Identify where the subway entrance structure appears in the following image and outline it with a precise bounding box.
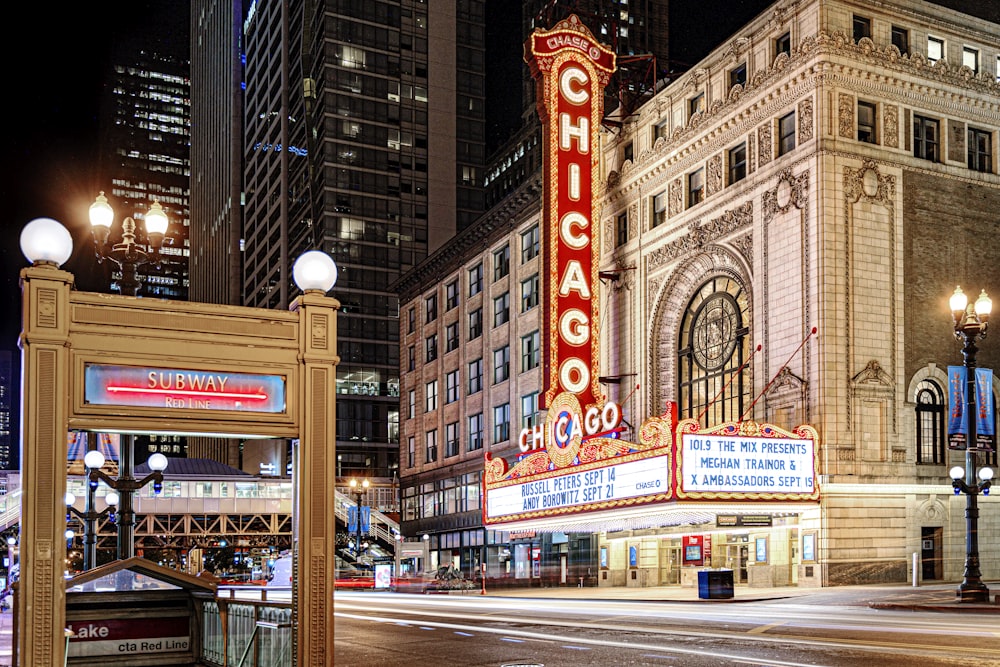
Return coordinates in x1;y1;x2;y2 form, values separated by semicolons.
18;219;339;667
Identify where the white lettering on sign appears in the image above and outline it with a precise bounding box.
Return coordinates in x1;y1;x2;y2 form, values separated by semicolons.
486;454;669;520
680;434;816;494
518;401;621;453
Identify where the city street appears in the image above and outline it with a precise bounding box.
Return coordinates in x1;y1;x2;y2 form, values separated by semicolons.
334;587;1000;666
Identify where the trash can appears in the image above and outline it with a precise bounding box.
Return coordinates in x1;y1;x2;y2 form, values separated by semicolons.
697;569;734;599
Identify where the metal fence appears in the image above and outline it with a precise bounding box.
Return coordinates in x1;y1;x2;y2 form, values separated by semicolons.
201;597;293;667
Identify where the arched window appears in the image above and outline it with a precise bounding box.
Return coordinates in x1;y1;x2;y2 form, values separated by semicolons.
677;276;750;426
915;380;945;464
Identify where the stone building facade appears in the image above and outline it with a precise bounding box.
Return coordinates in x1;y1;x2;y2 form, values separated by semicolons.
395;0;1000;588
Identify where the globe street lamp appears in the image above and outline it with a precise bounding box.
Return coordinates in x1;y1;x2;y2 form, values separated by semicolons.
87;450;169;560
65;449;121;570
349;478;370;564
948;285;992;603
88;191;169;298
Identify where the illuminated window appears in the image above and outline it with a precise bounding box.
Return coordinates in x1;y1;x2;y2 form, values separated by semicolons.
915;380;945;465
677;276;750;426
963;46;979;73
927;36;944;63
425;380;438;412
408;389;415;419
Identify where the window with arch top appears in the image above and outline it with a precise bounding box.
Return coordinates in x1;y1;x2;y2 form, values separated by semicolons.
915;379;945;465
678;276;751;427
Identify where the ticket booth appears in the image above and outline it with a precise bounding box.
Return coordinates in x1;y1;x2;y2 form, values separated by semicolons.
59;558;216;666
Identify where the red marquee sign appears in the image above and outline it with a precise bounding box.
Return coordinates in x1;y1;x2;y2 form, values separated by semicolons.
525;15;615;410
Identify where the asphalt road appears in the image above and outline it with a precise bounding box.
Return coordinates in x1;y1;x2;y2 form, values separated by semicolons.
333;590;1000;666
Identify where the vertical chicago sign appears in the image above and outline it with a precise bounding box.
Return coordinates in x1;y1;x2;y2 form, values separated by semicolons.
525;15;615;414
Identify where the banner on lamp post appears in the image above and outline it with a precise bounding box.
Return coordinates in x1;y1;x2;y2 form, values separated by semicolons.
975;368;995;452
948;366;968;450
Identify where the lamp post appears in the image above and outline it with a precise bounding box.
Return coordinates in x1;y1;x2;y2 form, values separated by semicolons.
88;191;169;298
87;193;172;560
948;285;993;603
87;450;169;560
65;449;121;570
348;478;370;564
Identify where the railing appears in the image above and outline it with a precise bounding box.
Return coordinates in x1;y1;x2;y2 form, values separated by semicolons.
201;596;293;667
333;489;399;548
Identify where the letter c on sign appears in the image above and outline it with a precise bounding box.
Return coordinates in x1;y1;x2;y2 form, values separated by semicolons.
559;212;589;249
559;66;589;105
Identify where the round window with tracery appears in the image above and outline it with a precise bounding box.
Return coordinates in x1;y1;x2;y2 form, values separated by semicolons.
691;292;739;370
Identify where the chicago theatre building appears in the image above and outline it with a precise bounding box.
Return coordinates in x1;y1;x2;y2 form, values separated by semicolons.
394;0;1000;590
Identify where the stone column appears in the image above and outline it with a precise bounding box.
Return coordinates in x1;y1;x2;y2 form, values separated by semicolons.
18;264;74;666
290;291;340;665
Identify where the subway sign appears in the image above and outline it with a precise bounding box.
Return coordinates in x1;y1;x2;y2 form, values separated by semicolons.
525;14;615;410
84;364;286;413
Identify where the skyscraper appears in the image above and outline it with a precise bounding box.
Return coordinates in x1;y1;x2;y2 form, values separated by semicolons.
210;1;489;479
97;41;191;299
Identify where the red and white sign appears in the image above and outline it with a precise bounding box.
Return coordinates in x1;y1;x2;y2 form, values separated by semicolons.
525;15;615;411
67;617;190;657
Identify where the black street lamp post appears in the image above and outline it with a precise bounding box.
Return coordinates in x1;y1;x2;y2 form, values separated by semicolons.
948;285;993;603
86;450;169;560
349;478;370;564
66;448;120;570
87;192;172;561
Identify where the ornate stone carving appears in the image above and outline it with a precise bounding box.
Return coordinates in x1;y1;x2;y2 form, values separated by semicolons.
668;178;683;218
883;104;899;148
646;201;753;271
838;92;854;138
706;153;723;197
747;133;755;174
798;96;814;143
732;232;753;264
629;202;639;239
758;122;772;168
844;159;895;205
762;168;809;220
852;359;893;386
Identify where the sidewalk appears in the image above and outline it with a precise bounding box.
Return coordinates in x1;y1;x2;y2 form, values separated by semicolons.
485;580;1000;613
